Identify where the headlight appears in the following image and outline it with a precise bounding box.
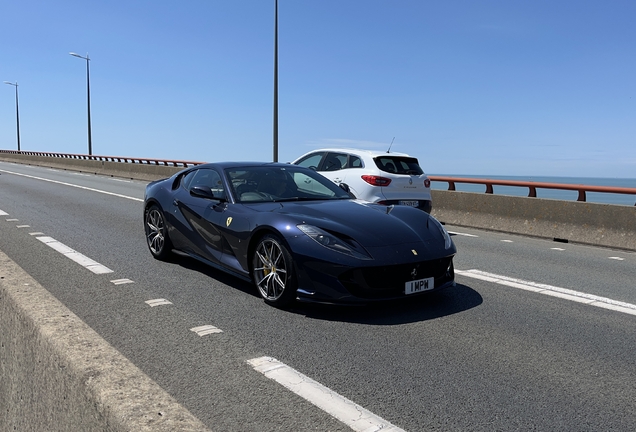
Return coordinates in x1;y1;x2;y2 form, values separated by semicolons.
297;224;371;260
428;216;453;250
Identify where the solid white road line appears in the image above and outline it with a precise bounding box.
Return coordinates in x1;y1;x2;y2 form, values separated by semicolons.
36;236;113;274
248;356;406;432
0;168;143;202
456;269;636;316
448;231;479;237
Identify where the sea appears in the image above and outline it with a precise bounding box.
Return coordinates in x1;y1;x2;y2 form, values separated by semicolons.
428;175;636;207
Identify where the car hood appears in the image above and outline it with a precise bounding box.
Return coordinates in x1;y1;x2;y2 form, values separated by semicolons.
249;199;441;248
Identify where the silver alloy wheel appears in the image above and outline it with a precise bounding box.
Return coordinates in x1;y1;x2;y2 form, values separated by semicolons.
253;238;288;301
146;207;165;255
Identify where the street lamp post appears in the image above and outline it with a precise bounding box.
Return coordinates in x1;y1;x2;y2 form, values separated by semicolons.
273;0;279;162
3;81;20;151
69;52;92;155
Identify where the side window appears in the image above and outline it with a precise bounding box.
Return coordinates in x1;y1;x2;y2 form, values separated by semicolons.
322;153;348;172
181;170;197;190
295;152;325;170
189;169;225;199
349;155;362;168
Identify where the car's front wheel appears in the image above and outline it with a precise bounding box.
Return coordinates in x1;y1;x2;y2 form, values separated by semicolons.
145;204;172;260
252;234;296;307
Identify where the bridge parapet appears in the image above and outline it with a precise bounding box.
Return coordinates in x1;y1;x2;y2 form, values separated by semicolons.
431;190;635;251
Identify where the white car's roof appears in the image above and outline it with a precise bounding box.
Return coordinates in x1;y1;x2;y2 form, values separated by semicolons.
300;148;413;158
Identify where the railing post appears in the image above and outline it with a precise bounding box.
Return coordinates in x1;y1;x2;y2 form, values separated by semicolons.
528;186;536;198
577;190;586;202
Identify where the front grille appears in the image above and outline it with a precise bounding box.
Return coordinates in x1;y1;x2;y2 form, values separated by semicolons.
338;257;454;299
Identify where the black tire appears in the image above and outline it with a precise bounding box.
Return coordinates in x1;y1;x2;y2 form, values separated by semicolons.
144;204;173;260
252;234;297;307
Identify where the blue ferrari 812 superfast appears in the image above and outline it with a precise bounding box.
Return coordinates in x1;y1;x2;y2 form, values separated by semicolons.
144;162;456;307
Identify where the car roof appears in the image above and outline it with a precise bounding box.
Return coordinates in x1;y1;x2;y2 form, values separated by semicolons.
300;148;413;158
193;161;294;170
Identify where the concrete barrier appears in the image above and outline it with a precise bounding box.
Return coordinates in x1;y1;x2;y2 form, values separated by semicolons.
0;153;182;181
0;250;212;431
431;190;636;251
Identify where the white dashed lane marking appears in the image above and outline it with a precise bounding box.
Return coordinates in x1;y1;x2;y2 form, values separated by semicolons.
145;299;172;307
111;278;134;285
190;325;223;336
0;210;8;216
454;231;631;262
457;269;636;316
248;356;406;432
36;236;113;274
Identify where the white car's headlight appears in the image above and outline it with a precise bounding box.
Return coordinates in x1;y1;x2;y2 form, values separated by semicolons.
297;224;371;260
429;216;453;250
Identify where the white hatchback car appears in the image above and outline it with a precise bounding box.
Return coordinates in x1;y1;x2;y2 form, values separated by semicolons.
292;148;432;213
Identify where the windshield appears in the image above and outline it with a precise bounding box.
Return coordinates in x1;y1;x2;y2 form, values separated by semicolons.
373;156;424;175
226;165;352;203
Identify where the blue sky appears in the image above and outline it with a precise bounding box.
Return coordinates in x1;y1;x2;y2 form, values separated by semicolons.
1;1;635;177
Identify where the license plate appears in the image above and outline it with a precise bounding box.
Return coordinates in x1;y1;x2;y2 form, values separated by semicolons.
405;277;434;295
399;200;419;207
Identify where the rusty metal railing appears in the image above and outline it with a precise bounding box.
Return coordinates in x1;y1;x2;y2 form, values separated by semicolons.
0;149;205;168
429;176;636;206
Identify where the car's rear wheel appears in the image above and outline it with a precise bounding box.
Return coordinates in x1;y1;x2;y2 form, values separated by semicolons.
145;204;172;260
252;234;296;307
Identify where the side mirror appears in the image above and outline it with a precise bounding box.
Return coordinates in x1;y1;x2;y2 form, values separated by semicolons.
339;183;356;199
191;185;220;200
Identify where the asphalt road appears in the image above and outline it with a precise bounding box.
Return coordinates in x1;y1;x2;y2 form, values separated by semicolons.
1;161;635;431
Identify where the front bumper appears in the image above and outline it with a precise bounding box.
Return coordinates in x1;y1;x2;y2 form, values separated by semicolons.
293;253;455;304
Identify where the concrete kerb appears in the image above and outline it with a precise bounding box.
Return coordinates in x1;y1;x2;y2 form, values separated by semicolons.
431;190;636;252
0;250;212;431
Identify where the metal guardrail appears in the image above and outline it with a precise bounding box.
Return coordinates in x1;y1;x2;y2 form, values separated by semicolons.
429;176;636;206
0;150;205;168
